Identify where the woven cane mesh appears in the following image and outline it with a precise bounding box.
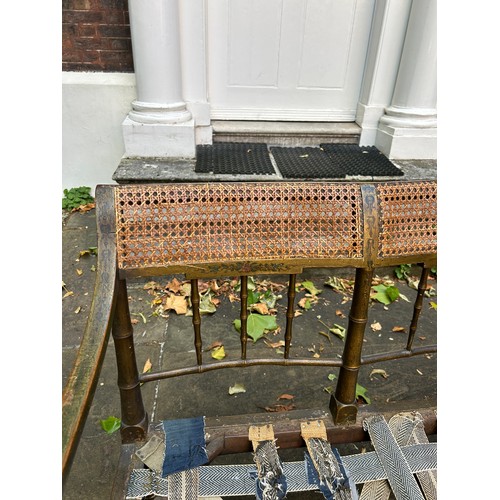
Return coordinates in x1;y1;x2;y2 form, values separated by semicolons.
115;183;364;270
376;181;437;258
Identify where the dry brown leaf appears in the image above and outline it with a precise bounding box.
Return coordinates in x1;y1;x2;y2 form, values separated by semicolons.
335;309;345;318
142;358;152;373
131;318;139;325
277;394;295;400
74;202;95;213
74;306;81;314
251;302;269;315
370;321;382;331
370;368;389;379
294;310;303;317
264;403;296;412
205;341;223;351
165;295;188;315
62;291;74;299
392;326;406;332
76;269;83;276
264;339;285;349
166;277;183;293
228;293;240;303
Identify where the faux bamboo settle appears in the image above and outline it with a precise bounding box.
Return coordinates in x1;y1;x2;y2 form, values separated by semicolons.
62;180;437;483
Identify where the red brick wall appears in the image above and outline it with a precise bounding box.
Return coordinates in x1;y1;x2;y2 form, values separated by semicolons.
62;0;134;72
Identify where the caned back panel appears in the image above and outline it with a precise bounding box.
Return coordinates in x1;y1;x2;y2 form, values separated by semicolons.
115;182;364;271
113;181;436;271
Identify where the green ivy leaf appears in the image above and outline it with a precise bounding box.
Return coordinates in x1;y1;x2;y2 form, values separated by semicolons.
372;284;399;305
385;286;400;302
100;416;121;434
199;291;217;314
260;289;281;309
301;280;322;296
247;289;260;306
233;313;278;342
329;324;346;340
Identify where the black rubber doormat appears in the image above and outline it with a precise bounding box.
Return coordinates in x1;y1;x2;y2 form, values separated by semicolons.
320;144;404;176
270;147;346;179
195;143;276;175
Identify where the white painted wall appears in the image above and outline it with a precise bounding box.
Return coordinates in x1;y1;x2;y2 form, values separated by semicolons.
62;72;136;194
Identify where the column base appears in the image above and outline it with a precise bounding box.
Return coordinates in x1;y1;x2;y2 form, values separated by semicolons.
375;122;437;160
122;116;196;158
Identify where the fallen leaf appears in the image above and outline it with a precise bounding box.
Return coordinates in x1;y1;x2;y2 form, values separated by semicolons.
205;341;223;351
199;290;217;314
74;306;81;314
251;302;270;315
165;294;188;315
132;312;147;324
143;281;160;291
79;247;98;257
300;280;322;296
100;416;121;434
429;301;437;310
76;269;83;276
370;321;382;332
264;339;285;349
392;326;406;332
211;345;226;360
277;394;295;400
318;331;332;344
62;291;74;299
142;359;152;373
370;368;389;379
330;324;346;340
228;383;246;395
335;309;345;318
294;310;303;317
233;313;278;342
263;404;296;412
298;297;312;310
166;277;183;293
131;318;139;325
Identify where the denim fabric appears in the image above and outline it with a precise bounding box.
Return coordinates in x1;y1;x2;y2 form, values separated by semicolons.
161;416;208;476
305;452;335;500
305;447;358;500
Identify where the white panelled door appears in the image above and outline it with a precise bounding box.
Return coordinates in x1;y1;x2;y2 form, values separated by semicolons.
207;0;375;121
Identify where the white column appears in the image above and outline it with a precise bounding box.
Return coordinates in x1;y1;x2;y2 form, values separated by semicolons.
376;0;437;159
356;0;413;146
122;0;196;158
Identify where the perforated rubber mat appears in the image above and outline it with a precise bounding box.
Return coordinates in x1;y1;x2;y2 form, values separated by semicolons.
320;144;404;177
195;143;276;175
270;146;346;179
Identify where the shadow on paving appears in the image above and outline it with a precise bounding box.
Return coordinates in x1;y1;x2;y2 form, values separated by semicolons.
62;210;437;500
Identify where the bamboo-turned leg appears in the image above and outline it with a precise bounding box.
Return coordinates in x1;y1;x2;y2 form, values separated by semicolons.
406;265;431;350
191;279;203;365
330;268;374;424
240;275;248;360
112;278;148;443
284;274;297;359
